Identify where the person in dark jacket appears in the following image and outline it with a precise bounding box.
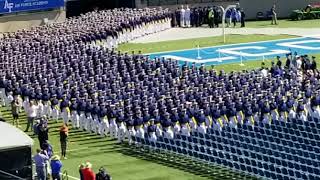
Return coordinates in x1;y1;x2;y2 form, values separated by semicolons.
38;119;49;150
240;9;246;27
96;167;112;180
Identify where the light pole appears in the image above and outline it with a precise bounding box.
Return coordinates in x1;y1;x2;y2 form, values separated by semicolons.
220;5;237;43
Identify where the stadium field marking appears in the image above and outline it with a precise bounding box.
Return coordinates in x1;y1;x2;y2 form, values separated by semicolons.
162;55;236;63
146;36;307;55
149;36;320;66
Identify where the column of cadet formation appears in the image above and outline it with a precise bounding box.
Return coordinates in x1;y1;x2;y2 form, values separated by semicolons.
0;7;319;145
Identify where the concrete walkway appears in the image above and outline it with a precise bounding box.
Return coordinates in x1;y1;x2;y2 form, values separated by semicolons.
131;27;320;43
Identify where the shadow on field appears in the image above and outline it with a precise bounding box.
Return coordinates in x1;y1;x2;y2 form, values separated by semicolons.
115;144;258;180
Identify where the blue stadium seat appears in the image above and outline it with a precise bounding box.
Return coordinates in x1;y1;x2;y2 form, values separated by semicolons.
270;172;277;179
233;162;240;170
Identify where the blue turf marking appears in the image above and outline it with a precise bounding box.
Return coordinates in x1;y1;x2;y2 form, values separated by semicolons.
148;37;320;66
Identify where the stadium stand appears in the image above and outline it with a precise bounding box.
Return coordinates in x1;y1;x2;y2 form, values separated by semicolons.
1;6;320;180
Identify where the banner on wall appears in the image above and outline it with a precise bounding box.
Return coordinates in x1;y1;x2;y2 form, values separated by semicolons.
0;0;64;14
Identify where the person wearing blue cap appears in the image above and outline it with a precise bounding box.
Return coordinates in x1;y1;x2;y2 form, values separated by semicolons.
227;103;237;128
296;99;307;121
70;98;80;129
60;95;71;125
134;109;145;139
261;100;271;124
117;110;127;143
287;95;296;121
109;104;118;139
269;96;279;122
91;101;100;134
51;96;60;123
162;113;174;139
171;108;181;134
84;99;93;132
125;113;136;145
99;104;109;137
42;89;52;118
180;108;191;137
78;98;87;131
148;119;157;142
196;109;207;134
277;97;288;122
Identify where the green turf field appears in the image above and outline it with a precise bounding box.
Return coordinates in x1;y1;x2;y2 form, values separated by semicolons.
0;108;256;180
246;19;320;28
118;34;296;54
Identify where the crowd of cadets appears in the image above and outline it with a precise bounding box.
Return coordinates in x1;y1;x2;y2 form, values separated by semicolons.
1;8;171;50
0;8;320;145
171;4;245;28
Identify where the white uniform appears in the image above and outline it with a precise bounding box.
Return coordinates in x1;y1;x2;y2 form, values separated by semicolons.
149;132;157;142
155;124;163;137
42;101;52;117
92;115;99;134
184;8;191;27
136;126;145;139
270;110;279;121
197;123;207;134
126;126;136;145
288;108;296;121
85;113;93;131
109;119;118;138
100;116;109;136
173;122;181;135
71;111;80;128
180;124;190;137
117;122;127;143
61;108;71;125
51;105;60;122
297;112;307;121
6;92;13;107
229;116;237;128
79;111;86;130
311;106;320;120
163;127;174;139
180;8;185;27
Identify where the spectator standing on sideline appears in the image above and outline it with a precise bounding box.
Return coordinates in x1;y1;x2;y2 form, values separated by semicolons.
38;119;49;149
82;162;95;180
96;167;112;180
33;149;49;180
225;8;232;27
60;124;69;159
231;8;237;27
240;9;246;27
11;96;22;127
208;8;214;28
50;155;63;180
271;4;278;25
25;101;38;132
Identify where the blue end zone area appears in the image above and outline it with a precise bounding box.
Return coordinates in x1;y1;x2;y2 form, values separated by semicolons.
148;36;320;66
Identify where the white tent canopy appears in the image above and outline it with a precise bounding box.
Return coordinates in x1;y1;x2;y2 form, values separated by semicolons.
0;122;33;150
